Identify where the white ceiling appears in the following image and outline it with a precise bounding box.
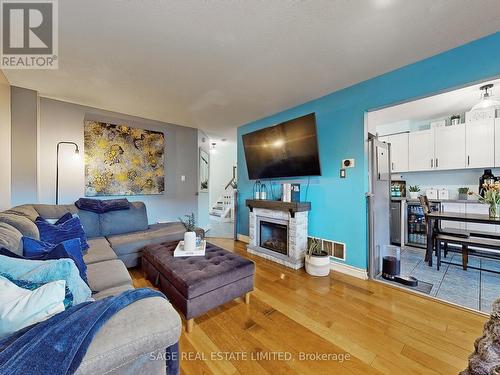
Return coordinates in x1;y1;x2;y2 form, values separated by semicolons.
368;78;500;131
4;0;500;139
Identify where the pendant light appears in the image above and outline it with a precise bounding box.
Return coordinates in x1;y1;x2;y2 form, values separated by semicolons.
471;84;500;111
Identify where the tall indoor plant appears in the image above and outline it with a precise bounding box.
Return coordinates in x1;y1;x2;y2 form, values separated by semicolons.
478;182;500;218
305;238;330;277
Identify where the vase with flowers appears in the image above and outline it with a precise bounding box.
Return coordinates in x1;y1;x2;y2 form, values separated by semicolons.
477;181;500;219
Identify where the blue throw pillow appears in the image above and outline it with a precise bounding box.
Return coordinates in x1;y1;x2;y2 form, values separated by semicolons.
54;212;73;225
35;216;89;252
22;237;88;285
0;271;74;308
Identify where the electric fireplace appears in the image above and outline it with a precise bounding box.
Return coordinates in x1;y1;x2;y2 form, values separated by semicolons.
259;220;288;255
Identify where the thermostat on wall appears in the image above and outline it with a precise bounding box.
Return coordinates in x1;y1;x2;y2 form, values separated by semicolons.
342;159;355;168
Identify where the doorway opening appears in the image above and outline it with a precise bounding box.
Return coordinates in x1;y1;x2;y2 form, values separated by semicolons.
367;77;500;313
206;140;237;239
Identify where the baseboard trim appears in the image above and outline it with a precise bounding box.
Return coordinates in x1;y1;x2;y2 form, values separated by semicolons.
237;234;250;243
330;261;368;280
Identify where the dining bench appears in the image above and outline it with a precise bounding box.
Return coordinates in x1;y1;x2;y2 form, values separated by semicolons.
435;233;500;271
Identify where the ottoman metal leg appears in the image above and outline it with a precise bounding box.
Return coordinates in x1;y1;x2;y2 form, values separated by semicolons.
244;292;250;304
186;319;194;333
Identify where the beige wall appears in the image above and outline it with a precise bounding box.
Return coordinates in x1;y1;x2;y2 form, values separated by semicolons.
0;71;11;210
10;86;38;206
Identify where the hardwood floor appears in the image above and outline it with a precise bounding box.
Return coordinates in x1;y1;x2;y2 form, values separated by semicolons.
129;238;487;375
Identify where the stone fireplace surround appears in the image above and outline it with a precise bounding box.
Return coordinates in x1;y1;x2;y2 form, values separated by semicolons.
246;200;310;269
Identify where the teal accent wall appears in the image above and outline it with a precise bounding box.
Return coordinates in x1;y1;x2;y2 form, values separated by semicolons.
237;32;500;270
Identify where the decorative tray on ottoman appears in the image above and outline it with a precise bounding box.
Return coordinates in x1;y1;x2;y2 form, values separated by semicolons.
173;240;206;257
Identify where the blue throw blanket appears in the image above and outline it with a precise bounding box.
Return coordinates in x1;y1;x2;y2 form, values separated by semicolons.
0;288;179;375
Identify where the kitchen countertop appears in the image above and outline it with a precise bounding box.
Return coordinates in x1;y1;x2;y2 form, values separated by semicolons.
390;197;481;204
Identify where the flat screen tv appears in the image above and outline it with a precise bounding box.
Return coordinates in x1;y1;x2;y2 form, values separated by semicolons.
242;113;321;179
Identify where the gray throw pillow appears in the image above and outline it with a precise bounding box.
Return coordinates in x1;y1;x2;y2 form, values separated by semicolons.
0;213;40;240
3;205;39;221
0;222;23;255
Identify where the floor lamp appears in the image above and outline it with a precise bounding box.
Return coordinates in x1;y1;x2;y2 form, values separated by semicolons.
56;141;80;205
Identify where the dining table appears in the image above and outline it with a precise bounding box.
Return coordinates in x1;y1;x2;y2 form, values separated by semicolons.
425;211;500;267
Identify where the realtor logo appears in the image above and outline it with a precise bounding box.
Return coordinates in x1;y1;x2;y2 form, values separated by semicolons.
1;0;58;69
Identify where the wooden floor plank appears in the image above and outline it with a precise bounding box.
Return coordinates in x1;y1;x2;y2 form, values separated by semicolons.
129;237;486;375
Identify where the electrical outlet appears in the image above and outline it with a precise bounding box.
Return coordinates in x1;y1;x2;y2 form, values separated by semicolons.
342;159;355;168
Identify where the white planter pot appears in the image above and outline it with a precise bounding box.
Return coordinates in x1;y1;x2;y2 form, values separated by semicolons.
305;254;330;277
184;231;196;251
409;192;419;199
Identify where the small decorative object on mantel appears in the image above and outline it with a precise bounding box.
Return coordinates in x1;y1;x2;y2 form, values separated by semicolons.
408;185;420;200
458;187;469;201
305;237;330;277
260;183;268;200
477;182;500;219
178;213;198;252
253;180;262;199
291;184;301;202
282;183;292;202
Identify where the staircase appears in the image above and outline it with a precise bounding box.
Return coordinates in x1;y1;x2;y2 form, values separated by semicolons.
209;190;235;222
209;165;237;223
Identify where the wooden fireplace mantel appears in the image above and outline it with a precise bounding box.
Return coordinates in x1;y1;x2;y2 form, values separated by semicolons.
246;199;311;217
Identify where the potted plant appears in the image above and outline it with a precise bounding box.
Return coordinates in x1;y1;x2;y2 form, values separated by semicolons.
179;213;197;251
477;182;500;218
305;238;330;277
458;187;469;200
408;185;420;200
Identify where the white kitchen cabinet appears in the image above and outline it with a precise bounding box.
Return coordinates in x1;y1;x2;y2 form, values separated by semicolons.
495;118;500;167
409;129;434;171
440;202;465;230
379;133;409;173
465;203;497;233
390;133;409;173
465;119;495;168
434;125;466;170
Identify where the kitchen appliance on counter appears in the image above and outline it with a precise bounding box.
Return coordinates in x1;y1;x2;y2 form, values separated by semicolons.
425;188;438;200
390;180;406;198
406;201;440;248
479;169;496;197
437;188;449;200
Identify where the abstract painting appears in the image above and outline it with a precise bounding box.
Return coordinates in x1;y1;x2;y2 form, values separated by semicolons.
84;121;165;196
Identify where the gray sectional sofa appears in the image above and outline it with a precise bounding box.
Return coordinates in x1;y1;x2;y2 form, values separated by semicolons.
0;201;195;374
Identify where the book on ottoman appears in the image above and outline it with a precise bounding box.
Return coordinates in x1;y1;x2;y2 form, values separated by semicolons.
173;240;206;257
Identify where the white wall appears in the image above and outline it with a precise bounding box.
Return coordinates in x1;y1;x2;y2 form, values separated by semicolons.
38;98;199;224
209;142;236;207
0;71;11;210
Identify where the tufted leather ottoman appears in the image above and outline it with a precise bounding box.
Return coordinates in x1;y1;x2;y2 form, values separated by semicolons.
141;241;255;332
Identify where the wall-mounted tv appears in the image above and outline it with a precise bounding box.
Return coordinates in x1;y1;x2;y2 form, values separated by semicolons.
242;113;321;180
